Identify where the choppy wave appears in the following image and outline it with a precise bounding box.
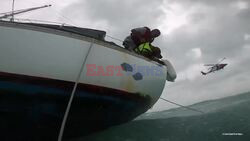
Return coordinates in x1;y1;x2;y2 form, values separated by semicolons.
74;92;250;141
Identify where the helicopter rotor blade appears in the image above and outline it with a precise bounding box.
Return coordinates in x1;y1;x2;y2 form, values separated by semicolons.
204;64;215;66
217;57;226;65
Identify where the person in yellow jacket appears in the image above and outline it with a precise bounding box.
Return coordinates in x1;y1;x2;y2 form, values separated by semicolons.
123;27;160;51
134;42;162;59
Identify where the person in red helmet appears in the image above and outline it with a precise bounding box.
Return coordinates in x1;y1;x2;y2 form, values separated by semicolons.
123;27;162;59
131;27;160;46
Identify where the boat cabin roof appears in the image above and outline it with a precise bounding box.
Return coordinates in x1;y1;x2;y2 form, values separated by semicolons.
24;22;106;41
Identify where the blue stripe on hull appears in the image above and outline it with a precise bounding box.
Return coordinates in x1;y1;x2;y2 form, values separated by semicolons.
0;72;151;140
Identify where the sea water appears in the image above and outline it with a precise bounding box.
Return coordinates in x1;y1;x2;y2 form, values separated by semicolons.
75;92;250;141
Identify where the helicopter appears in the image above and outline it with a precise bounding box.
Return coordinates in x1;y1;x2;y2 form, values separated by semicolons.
201;57;228;75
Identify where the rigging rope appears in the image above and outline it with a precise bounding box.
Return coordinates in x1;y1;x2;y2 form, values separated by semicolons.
106;35;123;43
49;6;124;45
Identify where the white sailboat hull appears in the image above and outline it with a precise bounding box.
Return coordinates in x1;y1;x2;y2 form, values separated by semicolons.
0;21;167;139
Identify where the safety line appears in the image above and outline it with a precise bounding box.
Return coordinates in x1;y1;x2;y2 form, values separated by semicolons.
160;97;204;114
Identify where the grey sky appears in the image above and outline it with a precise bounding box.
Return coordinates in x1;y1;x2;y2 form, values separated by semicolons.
1;0;250;111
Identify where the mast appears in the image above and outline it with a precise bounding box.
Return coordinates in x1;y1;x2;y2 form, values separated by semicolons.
11;0;15;21
0;4;52;21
